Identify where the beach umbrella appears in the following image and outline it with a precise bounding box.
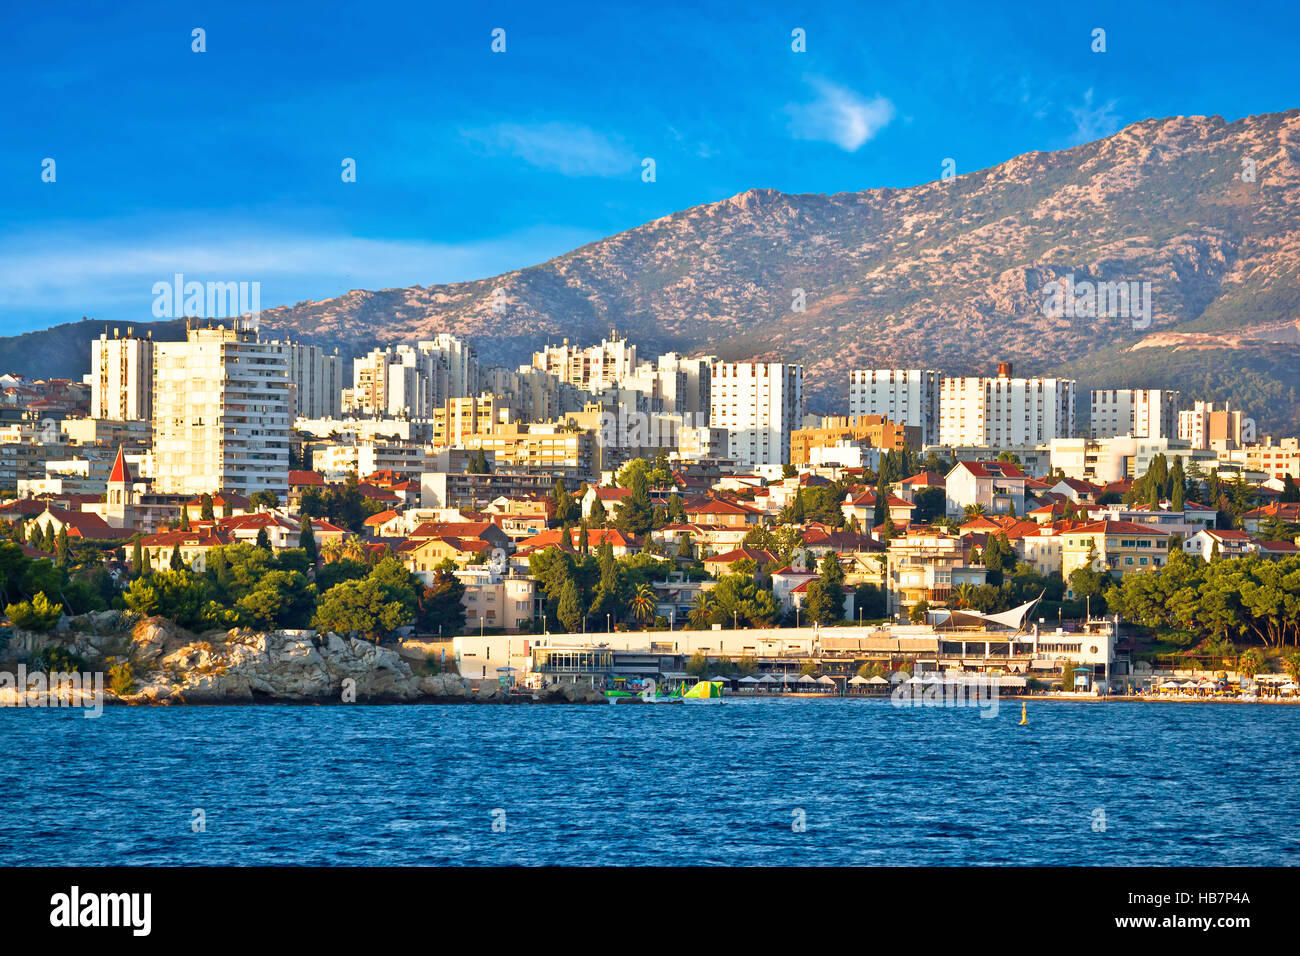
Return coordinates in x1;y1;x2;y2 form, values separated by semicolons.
798;673;817;683
847;675;869;685
868;676;890;685
757;674;778;683
817;675;836;685
708;675;729;682
1180;681;1197;689
738;675;760;684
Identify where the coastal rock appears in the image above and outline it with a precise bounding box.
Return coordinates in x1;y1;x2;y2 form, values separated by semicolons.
130;618;178;664
418;674;468;698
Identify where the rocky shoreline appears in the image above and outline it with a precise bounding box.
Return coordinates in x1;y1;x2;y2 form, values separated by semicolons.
0;612;607;706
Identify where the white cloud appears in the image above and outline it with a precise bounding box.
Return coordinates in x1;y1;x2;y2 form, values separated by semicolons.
0;224;599;324
462;121;640;178
787;78;895;151
1068;89;1121;144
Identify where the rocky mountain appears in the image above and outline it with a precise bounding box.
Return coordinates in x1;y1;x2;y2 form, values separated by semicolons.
7;108;1300;431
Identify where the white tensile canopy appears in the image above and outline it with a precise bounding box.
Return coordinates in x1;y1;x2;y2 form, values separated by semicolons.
928;592;1046;632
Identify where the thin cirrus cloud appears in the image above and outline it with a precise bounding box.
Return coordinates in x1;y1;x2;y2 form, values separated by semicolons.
786;78;896;152
461;121;641;178
1067;88;1121;145
0;224;599;328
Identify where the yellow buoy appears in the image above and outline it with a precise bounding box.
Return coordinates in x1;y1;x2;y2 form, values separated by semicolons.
1018;701;1028;725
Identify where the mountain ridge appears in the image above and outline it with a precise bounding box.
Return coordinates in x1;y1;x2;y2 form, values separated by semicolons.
4;108;1299;431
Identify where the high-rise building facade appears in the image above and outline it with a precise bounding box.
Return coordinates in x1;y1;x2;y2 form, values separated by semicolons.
1178;400;1254;450
710;361;803;467
848;369;941;445
282;341;343;420
938;364;1075;448
153;321;290;496
1090;389;1180;440
347;335;478;418
91;329;154;421
531;334;639;392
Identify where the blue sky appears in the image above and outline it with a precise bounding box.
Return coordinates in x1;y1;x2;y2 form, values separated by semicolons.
3;0;1298;334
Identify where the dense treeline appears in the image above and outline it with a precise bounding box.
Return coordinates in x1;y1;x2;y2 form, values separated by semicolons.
1106;550;1300;648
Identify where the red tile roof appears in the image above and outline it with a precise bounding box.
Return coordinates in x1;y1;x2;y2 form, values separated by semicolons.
957;461;1026;479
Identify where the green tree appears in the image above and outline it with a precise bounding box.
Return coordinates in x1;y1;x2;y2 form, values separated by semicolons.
417;566;468;636
312;577;412;642
557;578;583;632
630;582;658;627
552;478;577;528
200;493;215;521
250;490;279;510
6;591;62;631
616;467;655;537
299;516;318;564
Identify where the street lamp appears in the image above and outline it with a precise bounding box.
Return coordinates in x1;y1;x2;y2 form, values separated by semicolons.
606;613;611;633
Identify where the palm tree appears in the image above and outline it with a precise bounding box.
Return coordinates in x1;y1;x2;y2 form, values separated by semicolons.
1283;652;1300;686
688;592;716;629
320;536;346;564
963;503;986;520
631;583;657;628
953;583;976;610
1237;647;1265;679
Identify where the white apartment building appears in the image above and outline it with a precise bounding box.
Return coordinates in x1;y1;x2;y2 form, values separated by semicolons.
1090;389;1180;440
710;361;803;468
656;353;714;418
348;336;478;418
848;369;941;445
281;341;343;420
420;333;478;401
1049;436;1215;484
152;321;290;496
1178;400;1255;451
938;364;1075;448
91;328;154;421
531;334;640;392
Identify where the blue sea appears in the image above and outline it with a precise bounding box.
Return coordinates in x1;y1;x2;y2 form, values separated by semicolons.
2;699;1297;866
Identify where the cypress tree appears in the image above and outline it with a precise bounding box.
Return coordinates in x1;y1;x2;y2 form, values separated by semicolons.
170;543;183;570
132;538;144;577
300;516;318;563
1170;456;1185;512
